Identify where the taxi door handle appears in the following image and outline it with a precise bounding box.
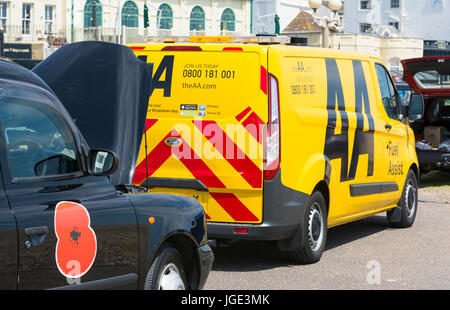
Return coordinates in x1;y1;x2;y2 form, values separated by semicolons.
24;226;49;249
385;124;392;130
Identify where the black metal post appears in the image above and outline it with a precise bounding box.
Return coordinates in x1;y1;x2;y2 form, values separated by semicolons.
0;30;4;57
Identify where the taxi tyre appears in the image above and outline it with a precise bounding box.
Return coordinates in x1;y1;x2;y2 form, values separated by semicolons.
387;169;418;228
144;244;188;290
288;190;328;264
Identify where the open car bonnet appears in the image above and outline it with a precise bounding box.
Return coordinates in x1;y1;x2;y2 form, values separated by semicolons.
402;56;450;96
32;41;153;186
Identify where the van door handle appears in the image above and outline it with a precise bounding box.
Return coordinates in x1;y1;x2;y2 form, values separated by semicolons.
24;226;49;249
385;124;392;130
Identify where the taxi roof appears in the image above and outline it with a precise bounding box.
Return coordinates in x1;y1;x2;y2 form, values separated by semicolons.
0;59;53;93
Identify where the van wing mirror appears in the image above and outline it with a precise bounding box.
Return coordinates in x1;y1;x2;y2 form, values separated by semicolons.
88;149;120;176
408;93;424;121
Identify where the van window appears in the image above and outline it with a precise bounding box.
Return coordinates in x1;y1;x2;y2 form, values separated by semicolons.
375;63;401;120
0;89;81;179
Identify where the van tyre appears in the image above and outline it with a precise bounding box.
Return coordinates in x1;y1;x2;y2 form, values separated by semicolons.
144;244;188;290
288;191;327;264
387;170;418;228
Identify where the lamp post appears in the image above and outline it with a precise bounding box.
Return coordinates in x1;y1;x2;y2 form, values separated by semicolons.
71;0;74;43
0;29;4;58
308;0;343;48
115;0;121;44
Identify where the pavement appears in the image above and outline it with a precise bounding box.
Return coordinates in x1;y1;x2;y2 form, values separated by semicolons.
204;187;450;290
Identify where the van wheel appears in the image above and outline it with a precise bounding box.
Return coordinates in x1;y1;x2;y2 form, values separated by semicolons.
288;191;327;264
387;170;418;228
144;244;188;290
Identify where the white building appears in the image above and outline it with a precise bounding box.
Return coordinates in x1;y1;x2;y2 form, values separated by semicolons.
0;0;64;42
252;0;343;35
252;0;311;34
0;0;252;44
344;0;450;41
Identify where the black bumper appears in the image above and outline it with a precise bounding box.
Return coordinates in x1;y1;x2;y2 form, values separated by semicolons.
196;244;214;289
417;149;450;172
207;170;309;242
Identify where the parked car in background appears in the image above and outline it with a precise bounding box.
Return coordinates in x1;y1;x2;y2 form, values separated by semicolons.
401;56;450;174
0;43;213;290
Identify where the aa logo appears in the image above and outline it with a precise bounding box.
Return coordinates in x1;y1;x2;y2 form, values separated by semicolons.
324;59;375;182
139;55;174;97
54;201;97;279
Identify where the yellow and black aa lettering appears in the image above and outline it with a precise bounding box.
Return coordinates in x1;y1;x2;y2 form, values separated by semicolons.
137;55;147;62
150;55;174;97
324;58;350;182
324;59;375;182
348;60;374;179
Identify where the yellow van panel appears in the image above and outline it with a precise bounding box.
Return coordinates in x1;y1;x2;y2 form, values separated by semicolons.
129;43;419;232
131;44;268;224
267;46;417;227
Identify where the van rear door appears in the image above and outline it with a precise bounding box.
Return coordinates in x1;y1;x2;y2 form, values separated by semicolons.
401;56;450;95
132;44;268;224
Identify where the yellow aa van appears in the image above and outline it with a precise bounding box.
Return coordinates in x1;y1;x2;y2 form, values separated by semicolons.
128;37;424;263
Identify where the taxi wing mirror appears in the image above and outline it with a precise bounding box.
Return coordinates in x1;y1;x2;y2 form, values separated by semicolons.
88;149;120;176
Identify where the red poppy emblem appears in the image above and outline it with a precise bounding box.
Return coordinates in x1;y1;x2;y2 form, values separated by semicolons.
54;201;97;278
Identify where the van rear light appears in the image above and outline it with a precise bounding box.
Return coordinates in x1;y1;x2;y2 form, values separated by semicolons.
264;74;280;180
233;228;248;234
161;46;202;51
260;66;268;95
222;47;243;51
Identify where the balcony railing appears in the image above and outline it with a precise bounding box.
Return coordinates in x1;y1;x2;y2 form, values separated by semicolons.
1;24;67;43
1;24;242;45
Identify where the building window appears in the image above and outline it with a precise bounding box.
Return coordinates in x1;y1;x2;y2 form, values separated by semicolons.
389;21;399;30
84;0;102;28
338;11;344;28
45;5;55;34
221;8;235;32
360;0;371;10
190;6;205;31
122;1;138;28
157;4;173;30
22;3;32;35
391;0;400;8
0;2;7;33
360;23;371;33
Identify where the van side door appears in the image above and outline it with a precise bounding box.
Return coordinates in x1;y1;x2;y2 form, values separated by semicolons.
374;63;408;204
0;83;139;289
0;167;18;290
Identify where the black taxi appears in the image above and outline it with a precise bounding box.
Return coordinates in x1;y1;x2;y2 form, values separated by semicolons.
0;45;213;290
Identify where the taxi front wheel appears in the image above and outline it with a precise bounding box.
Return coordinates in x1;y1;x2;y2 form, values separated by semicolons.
288;191;328;264
144;244;188;290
